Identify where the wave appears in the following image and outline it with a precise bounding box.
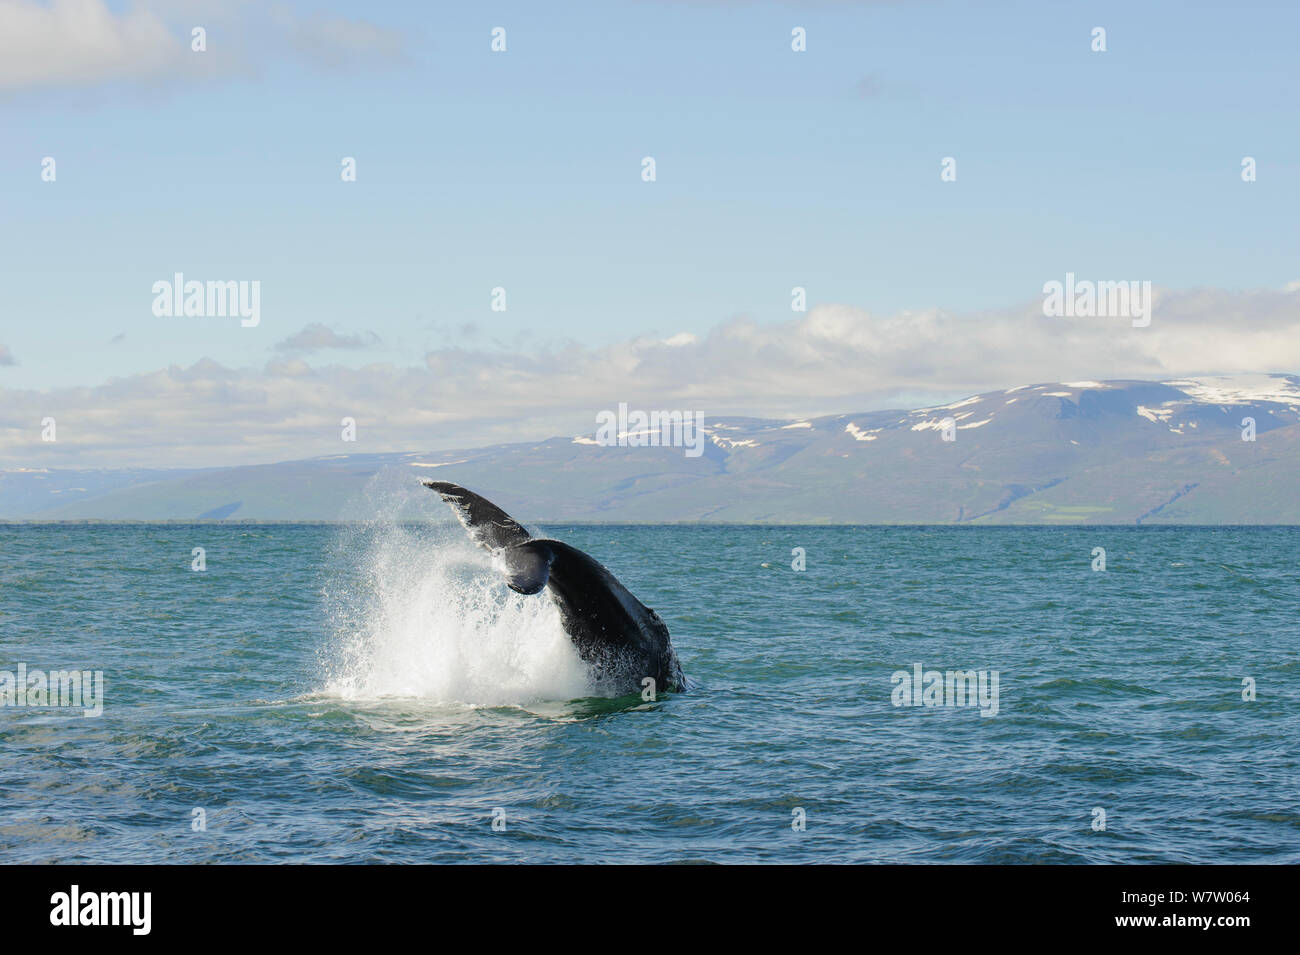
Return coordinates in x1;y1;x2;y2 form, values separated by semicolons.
318;473;591;706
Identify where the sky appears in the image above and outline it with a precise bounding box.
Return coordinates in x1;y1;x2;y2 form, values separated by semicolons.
1;0;1298;468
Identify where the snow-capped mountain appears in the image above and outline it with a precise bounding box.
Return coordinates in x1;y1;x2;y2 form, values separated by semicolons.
5;375;1299;523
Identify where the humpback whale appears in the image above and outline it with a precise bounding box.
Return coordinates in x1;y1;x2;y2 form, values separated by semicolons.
422;481;686;695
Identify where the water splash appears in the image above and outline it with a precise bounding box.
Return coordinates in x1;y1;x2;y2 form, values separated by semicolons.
320;471;592;706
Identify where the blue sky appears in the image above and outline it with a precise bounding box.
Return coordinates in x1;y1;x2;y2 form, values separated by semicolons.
1;0;1298;466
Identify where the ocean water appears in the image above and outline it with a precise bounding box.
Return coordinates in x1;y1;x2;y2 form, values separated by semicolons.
0;521;1297;864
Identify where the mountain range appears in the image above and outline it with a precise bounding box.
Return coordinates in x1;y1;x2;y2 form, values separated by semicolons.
4;374;1299;523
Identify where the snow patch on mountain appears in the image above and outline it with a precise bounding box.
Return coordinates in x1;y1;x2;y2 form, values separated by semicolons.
711;435;759;449
1163;374;1300;406
1136;405;1174;423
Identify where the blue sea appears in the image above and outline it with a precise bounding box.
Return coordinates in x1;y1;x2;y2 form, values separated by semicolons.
0;523;1296;864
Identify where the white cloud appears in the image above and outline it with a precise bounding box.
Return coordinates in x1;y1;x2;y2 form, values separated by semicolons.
2;284;1298;468
271;6;406;70
274;323;380;353
0;0;406;91
0;0;185;90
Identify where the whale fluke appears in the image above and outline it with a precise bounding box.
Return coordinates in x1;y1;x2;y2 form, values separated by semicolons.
422;480;685;693
421;480;531;552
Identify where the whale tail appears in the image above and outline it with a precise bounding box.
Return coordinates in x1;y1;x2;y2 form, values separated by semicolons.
421;480;532;551
423;480;684;692
421;480;554;594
